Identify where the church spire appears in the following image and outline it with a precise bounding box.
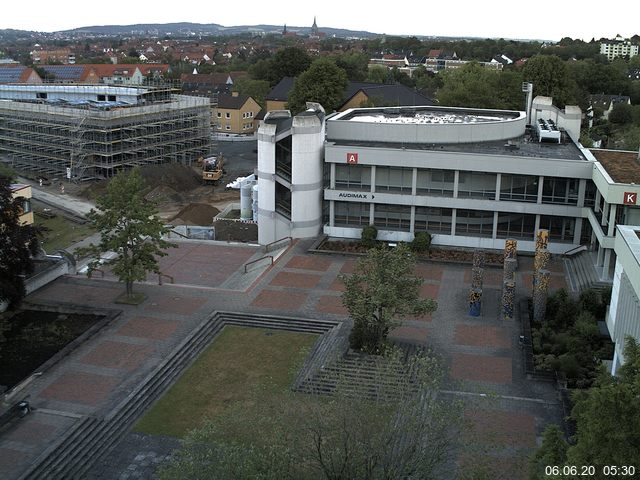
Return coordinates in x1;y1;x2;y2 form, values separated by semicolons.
311;16;318;35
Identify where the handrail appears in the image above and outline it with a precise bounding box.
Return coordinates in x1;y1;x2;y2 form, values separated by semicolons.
562;244;588;257
158;273;174;285
264;236;292;253
244;255;273;273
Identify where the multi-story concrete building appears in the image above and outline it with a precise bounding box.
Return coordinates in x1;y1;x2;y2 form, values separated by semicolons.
600;37;639;61
607;225;640;374
0;84;211;180
257;99;640;284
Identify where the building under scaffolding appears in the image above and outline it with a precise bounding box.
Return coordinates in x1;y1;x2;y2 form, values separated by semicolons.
0;84;212;180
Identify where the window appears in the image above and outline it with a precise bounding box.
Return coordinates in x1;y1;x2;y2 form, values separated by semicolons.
539;215;575;243
249;111;254;117
334;201;370;227
217;112;222;118
584;180;597;208
375;167;412;193
108;95;116;101
456;209;494;238
414;207;452;234
97;94;106;101
36;92;47;99
225;125;231;130
496;213;536;240
416;169;454;197
500;174;538;202
374;204;411;231
225;112;231;119
335;165;371;191
457;171;496;199
542;177;579;205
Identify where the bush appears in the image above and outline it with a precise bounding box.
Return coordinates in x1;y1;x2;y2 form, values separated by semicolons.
360;224;378;248
411;231;432;253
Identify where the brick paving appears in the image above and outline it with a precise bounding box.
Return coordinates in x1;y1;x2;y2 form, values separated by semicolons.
39;371;121;406
270;271;323;289
314;295;348;315
250;289;307;310
2;239;566;479
116;316;180;341
463;268;505;286
81;341;154;371
451;353;513;384
454;325;511;349
464;409;536;447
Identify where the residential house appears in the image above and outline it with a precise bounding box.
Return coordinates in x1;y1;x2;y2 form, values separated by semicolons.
215;92;261;135
31;47;75;64
38;64;170;85
265;76;295;111
181;71;248;96
590;94;632;120
10;184;33;226
0;65;43;84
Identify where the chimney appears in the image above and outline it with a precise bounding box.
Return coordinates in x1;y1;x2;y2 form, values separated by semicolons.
232;91;239;97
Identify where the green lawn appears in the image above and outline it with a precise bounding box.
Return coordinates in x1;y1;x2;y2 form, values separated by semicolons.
134;326;317;438
36;214;96;253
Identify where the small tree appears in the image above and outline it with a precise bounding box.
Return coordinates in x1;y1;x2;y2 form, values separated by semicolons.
80;168;175;298
360;224;378;248
0;175;41;309
342;244;437;353
411;231;432;253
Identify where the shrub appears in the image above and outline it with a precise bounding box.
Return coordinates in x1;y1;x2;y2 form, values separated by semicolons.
411;231;432;253
360;224;378;248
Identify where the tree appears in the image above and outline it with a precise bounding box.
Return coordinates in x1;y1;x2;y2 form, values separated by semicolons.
335;52;370;81
79;168;174;298
159;348;461;480
521;55;580;107
528;337;640;479
567;336;640;469
342;244;437;353
264;46;312;85
287;58;348;114
0;174;41;309
232;78;271;107
609;103;633;124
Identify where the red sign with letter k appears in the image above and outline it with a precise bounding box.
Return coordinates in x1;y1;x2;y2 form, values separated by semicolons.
624;192;637;205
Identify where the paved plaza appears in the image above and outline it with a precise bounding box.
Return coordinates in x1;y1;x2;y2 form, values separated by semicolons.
0;239;567;479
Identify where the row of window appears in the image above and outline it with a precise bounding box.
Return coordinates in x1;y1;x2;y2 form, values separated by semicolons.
333;165;581;205
333;202;576;243
216;111;255;119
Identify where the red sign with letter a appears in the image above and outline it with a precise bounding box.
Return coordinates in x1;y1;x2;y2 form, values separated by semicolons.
623;192;637;205
347;152;358;165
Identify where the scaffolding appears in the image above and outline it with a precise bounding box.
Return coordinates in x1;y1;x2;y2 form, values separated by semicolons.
0;87;212;180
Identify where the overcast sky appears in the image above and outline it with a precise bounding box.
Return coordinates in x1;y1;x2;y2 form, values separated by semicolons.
1;0;637;41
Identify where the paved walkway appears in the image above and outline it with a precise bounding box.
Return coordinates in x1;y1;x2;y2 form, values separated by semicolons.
0;241;566;480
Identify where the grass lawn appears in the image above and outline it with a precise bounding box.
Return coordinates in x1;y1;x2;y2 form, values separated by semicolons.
134;325;317;438
36;214;96;253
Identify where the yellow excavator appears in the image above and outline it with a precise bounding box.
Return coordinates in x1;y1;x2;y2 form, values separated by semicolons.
201;154;225;185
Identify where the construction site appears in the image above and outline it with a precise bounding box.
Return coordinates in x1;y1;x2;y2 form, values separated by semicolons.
0;84;213;180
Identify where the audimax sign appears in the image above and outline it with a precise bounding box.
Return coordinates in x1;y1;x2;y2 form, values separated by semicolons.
337;192;374;200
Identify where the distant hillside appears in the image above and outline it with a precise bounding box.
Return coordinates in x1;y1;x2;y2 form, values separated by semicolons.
63;22;378;38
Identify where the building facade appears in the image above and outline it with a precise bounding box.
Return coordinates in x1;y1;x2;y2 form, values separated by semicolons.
607;225;640;375
0;84;211;180
215;93;261;135
600;37;639;61
10;183;33;225
257;100;640;283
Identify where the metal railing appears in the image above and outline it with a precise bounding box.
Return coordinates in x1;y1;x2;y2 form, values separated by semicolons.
264;236;292;253
562;244;588;257
244;255;273;273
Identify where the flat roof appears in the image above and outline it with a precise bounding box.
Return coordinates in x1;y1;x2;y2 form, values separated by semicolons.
330;135;587;161
590;149;640;184
334;105;521;125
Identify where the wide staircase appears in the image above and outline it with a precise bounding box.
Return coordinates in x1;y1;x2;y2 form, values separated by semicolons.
564;251;612;294
294;342;424;400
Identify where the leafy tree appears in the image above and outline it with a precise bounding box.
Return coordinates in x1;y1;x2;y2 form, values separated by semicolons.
335;52;369;81
232;77;270;107
160;348;461;480
609;103;633;124
567;337;640;469
342;244;437;353
411;231;432;253
366;65;390;84
269;47;312;85
0;175;41;309
522;55;580;107
287;58;348;114
360;224;378;248
528;425;568;479
79;168;175;298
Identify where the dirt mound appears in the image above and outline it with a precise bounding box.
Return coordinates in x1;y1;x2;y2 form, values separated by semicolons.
145;185;184;204
170;203;220;226
81;164;201;200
